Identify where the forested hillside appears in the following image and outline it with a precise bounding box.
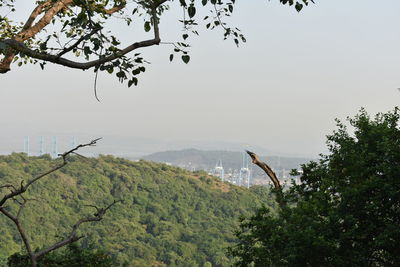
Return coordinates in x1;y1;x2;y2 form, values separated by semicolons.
0;153;275;266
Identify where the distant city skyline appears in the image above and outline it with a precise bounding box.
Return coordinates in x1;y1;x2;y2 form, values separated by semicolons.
1;0;400;158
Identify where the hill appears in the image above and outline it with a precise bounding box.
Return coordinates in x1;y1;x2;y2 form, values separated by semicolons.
0;153;275;266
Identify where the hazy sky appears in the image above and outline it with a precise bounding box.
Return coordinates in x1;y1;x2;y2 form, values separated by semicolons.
1;0;399;157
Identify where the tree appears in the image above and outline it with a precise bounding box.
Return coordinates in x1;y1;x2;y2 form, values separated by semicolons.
0;0;314;87
0;139;120;267
229;108;400;266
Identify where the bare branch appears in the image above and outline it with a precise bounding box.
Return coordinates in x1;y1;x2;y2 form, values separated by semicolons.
0;138;101;207
35;199;121;259
56;26;102;58
0;138;104;267
246;150;286;207
0;207;35;261
17;198;38;219
0;184;17;191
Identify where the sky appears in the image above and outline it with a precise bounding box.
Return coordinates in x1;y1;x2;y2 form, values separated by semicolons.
1;0;400;157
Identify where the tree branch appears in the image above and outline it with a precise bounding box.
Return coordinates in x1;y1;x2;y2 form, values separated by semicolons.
0;138;104;267
246;150;286;207
0;0;167;73
0;138;101;208
0;5;161;71
0;207;35;263
17;0;74;41
56;26;102;58
21;0;53;32
0;0;74;73
34;200;121;259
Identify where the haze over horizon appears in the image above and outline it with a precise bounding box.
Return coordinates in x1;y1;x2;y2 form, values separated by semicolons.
1;0;399;158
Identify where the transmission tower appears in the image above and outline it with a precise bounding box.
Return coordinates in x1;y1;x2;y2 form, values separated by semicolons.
39;136;45;155
70;136;76;149
23;136;30;155
52;136;58;158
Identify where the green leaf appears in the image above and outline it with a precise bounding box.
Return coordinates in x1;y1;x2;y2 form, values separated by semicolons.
179;0;187;7
295;2;303;12
181;55;190;64
182;34;189;40
202;0;208;6
169;54;174;62
188;5;196;18
144;21;151;32
116;71;125;78
132;68;141;75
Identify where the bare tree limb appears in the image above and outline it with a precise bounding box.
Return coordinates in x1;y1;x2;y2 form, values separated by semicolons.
0;138;116;267
0;206;35;263
56;26;102;58
0;138;101;207
34;200;122;259
246;150;286;207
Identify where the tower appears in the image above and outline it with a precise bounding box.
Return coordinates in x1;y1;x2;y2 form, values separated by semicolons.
70;136;76;149
239;152;251;188
39;136;45;155
52;136;58;158
214;159;225;181
23;136;30;155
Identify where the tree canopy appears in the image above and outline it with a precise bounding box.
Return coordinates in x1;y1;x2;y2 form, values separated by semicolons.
0;0;314;86
229;108;400;266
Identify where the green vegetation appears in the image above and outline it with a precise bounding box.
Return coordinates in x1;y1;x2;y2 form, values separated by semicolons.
0;154;274;266
229;108;400;266
7;243;112;267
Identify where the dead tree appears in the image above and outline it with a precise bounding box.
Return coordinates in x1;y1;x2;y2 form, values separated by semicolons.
246;150;286;208
0;138;120;267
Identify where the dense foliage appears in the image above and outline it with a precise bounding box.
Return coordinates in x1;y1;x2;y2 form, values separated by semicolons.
7;243;112;267
0;154;274;266
229;108;400;266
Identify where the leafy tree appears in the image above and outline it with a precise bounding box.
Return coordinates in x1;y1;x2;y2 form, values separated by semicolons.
229;108;400;266
0;0;314;86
